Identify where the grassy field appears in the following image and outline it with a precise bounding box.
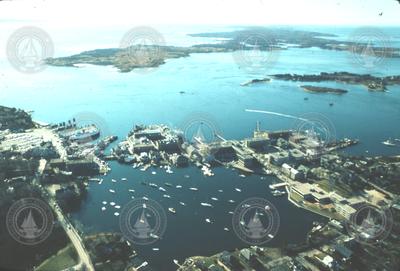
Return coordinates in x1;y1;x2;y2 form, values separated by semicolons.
36;244;79;271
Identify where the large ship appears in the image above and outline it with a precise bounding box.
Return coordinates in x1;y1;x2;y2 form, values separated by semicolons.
67;125;100;143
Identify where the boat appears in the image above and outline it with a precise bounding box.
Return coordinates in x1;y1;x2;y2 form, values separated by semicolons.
150;233;159;239
98;179;103;185
184;175;190;178
142;196;149;201
218;189;223;193
228;211;234;215
165;183;172;187
211;197;218;201
151;171;157;175
189;187;198;191
166;166;173;174
168;208;176;214
149;183;158;188
176;185;182;189
239;174;246;178
201;202;213;207
228;200;235;203
101;207;106;211
205;218;212;223
114;212;120;216
179;202;186;206
110;202;116;206
268;234;274;239
159;187;166;192
223;227;229;232
235;188;242;192
173;259;179;265
109;189;116;193
121;177;127;181
382;140;396;147
111;179;117;183
271;190;286;197
128;189;135;193
102;201;107;205
152;248;160;251
115;205;121;209
163;194;171;198
68;125;100;143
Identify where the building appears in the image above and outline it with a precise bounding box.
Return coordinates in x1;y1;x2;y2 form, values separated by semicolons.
269;151;290;166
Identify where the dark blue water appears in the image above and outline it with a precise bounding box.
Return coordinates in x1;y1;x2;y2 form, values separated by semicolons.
1;25;399;270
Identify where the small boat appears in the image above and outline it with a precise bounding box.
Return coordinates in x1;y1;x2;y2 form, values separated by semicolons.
168;208;176;214
166;167;173;174
151;171;157;175
218;189;223;193
205;218;212;223
152;248;160;251
239;174;246;178
142;196;149;201
173;259;179;265
235;188;242;192
109;189;116;193
128;189;135;193
102;201;107;205
211;197;218;201
228;211;234;215
101;207;106;211
268;234;274;239
228;200;235;203
98;179;103;185
271;190;286;196
115;205;121;209
184;175;190;178
223;227;229;232
179;202;186;206
149;183;158;188
189;187;198;191
159;187;166;192
111;179;117;183
163;194;171;198
110;202;116;206
382;140;396;147
165;183;172;187
131;196;135;199
176;185;182;189
201;202;213;207
114;212;120;216
149;233;159;239
121;177;127;181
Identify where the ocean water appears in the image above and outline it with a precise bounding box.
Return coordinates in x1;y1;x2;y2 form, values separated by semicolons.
1;25;400;270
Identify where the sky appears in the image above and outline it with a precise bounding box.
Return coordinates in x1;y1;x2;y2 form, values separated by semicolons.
0;0;399;27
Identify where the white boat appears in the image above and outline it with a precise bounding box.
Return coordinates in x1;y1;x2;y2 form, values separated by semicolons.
111;179;117;183
271;190;286;196
223;227;229;232
201;202;213;207
101;207;106;211
159;187;166;192
110;202;116;206
268;234;274;239
109;189;116;193
176;185;182;189
115;205;121;209
228;211;234;215
382;140;396;147
239;174;246;178
184;175;190;178
102;201;107;205
235;188;242;192
98;179;103;185
142;196;149;201
151;171;157;175
205;218;212;223
128;189;135;193
168;208;176;214
218;189;223;193
228;200;235;203
152;248;160;251
179;202;186;206
211;197;218;201
131;196;135;199
163;194;171;198
189;187;198;191
149;183;158;188
121;177;127;181
150;233;159;239
114;212;120;216
173;259;179;265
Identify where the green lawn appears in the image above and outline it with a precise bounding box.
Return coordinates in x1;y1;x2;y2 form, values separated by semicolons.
36;245;79;271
